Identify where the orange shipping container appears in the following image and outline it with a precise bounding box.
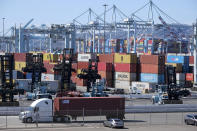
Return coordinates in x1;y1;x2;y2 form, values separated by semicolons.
140;64;165;74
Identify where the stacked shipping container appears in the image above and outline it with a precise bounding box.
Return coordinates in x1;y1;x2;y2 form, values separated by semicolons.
139;55;165;84
114;53;137;93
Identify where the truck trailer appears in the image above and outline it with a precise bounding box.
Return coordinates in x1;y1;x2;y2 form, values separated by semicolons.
19;97;125;123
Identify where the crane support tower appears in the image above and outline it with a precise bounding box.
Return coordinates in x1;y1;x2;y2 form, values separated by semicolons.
54;48;77;97
78;56;101;92
22;53;47;92
0;54;24;106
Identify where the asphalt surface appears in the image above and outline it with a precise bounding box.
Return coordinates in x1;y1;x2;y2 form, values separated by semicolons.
0;113;197;130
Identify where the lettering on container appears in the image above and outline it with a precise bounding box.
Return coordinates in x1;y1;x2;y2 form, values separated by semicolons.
117;74;128;78
81;56;89;59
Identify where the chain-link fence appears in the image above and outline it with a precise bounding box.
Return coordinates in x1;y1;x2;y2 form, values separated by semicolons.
0;107;196;129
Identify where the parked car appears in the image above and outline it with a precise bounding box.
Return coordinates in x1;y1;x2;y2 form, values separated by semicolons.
103;118;124;128
184;114;197;126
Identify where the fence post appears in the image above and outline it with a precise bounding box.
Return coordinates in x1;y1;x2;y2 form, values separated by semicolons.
99;109;101;127
6;113;7;128
82;108;84;126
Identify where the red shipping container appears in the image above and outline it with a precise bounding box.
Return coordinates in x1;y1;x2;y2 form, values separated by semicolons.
114;63;136;73
189;56;194;65
44;62;55;74
98;62;113;71
77;62;89;69
99;54;114;63
54;97;125;117
140;55;165;65
140;64;165;74
14;53;26;62
186;73;194;81
98;71;113;80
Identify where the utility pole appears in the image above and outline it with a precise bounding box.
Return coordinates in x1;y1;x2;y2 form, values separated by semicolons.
194;19;197;84
103;4;108;54
2;18;5;52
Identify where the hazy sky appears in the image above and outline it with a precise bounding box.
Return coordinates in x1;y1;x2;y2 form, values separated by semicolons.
0;0;197;32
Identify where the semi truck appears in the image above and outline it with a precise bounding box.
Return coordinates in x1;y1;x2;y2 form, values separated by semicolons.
19;97;125;123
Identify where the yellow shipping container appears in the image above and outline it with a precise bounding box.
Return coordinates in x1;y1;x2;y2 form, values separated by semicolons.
77;69;82;74
43;53;58;62
114;53;137;64
165;63;182;72
15;61;26;71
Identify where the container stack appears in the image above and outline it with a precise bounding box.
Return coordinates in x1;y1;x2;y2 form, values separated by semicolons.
76;54;95;87
98;54;114;87
13;53;27;79
114;53;137;93
139;55;165;84
166;55;190;85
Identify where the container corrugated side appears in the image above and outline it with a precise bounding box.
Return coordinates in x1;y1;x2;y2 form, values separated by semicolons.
140;73;165;84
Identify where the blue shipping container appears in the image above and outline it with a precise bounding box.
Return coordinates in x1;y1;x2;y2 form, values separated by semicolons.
167;55;189;64
26;73;32;79
140;73;165;84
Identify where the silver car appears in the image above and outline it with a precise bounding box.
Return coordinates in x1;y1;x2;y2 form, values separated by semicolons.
184;114;197;126
103;118;124;128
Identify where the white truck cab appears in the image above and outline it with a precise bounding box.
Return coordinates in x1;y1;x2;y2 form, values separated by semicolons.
19;98;53;123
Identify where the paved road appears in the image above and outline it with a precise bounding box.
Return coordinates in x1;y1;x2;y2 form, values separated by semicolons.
0;113;197;131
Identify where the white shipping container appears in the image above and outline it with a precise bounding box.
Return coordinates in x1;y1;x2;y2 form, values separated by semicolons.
115;80;131;93
77;54;96;62
176;73;185;81
41;74;54;81
115;72;130;81
115;72;136;81
131;81;156;93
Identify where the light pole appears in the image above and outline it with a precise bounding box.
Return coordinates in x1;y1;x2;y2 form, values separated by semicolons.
2;18;5;51
2;18;5;37
103;4;108;54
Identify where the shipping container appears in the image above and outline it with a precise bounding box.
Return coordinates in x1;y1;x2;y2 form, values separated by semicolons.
44;62;54;74
41;80;60;93
98;71;113;80
26;73;32;79
98;62;113;72
140;55;165;65
114;63;136;73
41;73;54;81
176;81;185;85
140;64;164;74
77;62;89;69
54;97;125;119
189;56;194;65
131;81;156;93
166;55;189;64
176;73;185;81
114;53;137;64
115;72;136;81
43;53;59;62
13;70;24;79
140;73;165;84
114;80;131;93
15;61;26;71
78;54;96;62
14;53;26;62
15;79;32;91
186;73;194;81
99;54;114;63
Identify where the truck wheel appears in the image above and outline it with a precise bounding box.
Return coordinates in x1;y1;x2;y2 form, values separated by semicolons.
26;117;32;123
